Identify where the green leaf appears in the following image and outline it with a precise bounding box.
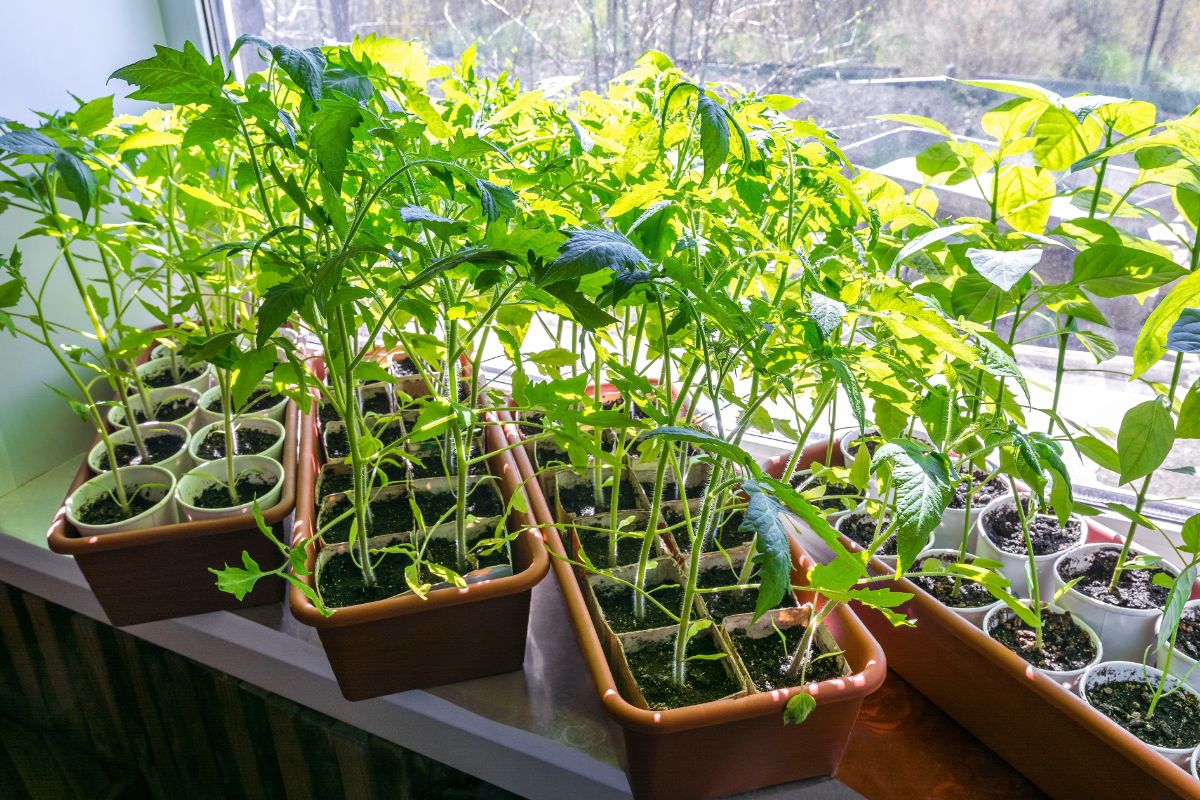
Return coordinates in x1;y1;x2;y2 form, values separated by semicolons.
873;113;952;138
476;179;517;224
1178;381;1200;439
697;95;730;185
966;248;1042;293
0;130;59;156
1072;244;1185;299
309;95;363;192
996;165;1052;234
1073;434;1120;473
872;440;954;571
399;205;467;240
739;480;794;621
74;96;114;137
53;150;97;220
1167;308;1200;354
891;223;974;269
783;692;816;726
110;42;227;106
1116;398;1175;484
544;227;648;285
638;426;752;469
955;78;1061;105
1157;566;1198;653
232;347;277;410
975;334;1029;400
256;282;305;349
210;551;264;601
0;277;21;309
271;45;326;103
829;358;866;434
807;291;845;338
1134;270;1200;377
1182;514;1200;555
1105;502;1157;532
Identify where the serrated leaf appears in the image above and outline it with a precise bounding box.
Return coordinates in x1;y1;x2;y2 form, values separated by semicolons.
543;227;648;285
829;358;866;434
697;95;730;185
976;334;1029;400
1116;398;1175;484
807;291;845;338
309;95;363;192
211;551;263;600
0;130;59;156
399;205;467;240
110;42;227;106
272;45;326;103
966;248;1042;293
74;96;114;137
476;179;516;224
256;282;305;349
638;426;752;469
739;480;793;621
53;150;97;219
872;440;954;570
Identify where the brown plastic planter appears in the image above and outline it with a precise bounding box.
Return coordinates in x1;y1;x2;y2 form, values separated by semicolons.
499;412;886;800
46;402;298;626
289;402;549;701
767;441;1200;799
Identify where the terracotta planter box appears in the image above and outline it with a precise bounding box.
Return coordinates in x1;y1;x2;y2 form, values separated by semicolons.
767;440;1200;799
289;402;549;701
499;412;886;800
47;402;299;626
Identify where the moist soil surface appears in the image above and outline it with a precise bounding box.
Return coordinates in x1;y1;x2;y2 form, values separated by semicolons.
127;397;197;425
76;485;159;525
206;388;279;415
988;608;1097;671
361;391;393;415
326;423;406;460
982;500;1081;556
671;508;753;553
1088;678;1200;749
699;563;797;621
412;486;503;525
318;402;340;425
558;479;638;518
790;473;857;512
142;363;206;388
732;622;844;691
317;540;511;609
195;427;279;460
1177;607;1200;660
949;468;1008;509
577;530;656;568
624;632;741;710
388;356;418;376
911;553;997;609
595;579;683;633
321;495;414;543
96;434;185;470
192;473;279;509
1060;548;1170;610
840;511;897;555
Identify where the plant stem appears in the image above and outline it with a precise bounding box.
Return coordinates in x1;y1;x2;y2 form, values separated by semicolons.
334;306;376;588
1010;480;1043;652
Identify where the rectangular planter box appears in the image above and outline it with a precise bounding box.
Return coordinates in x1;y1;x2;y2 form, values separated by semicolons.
289;400;549;701
498;411;886;800
46;402;298;626
772;438;1200;799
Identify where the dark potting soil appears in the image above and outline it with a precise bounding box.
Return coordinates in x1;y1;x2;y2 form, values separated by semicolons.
96;434;185;470
412;484;504;525
192;473;279;509
142;363;206;388
317;539;511;608
699;563;797;621
839;511;896;555
195;427;279;460
127;397;197;425
318;401;340;426
911;554;997;609
389;356;418;376
1059;548;1170;610
731;623;843;691
949;468;1008;509
988;608;1096;672
1177;606;1200;661
76;485;159;525
577;530;656;568
534;441;570;467
1088;679;1200;749
325;428;350;460
595;579;682;633
320;494;414;544
319;469;354;497
670;508;754;553
361;391;393;415
982;500;1081;556
790;473;857;512
624;632;740;709
206;388;279;415
639;478;705;503
558;479;638;518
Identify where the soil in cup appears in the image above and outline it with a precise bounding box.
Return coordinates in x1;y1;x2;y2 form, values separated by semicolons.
624;631;741;709
1088;679;1200;749
192;472;279;509
988;608;1096;671
731;622;844;691
77;485;159;525
96;433;185;470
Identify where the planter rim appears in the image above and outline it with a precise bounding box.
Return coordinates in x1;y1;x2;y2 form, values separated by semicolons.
64;464;177;533
48;400;298;553
500;411;887;735
1054;542;1177;618
288;397;549;630
982;600;1104;678
1080;660;1200;757
976;494;1087;563
187;416;285;462
87;421;190;473
136;354;215;385
106;385;202;428
176;454;285;515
